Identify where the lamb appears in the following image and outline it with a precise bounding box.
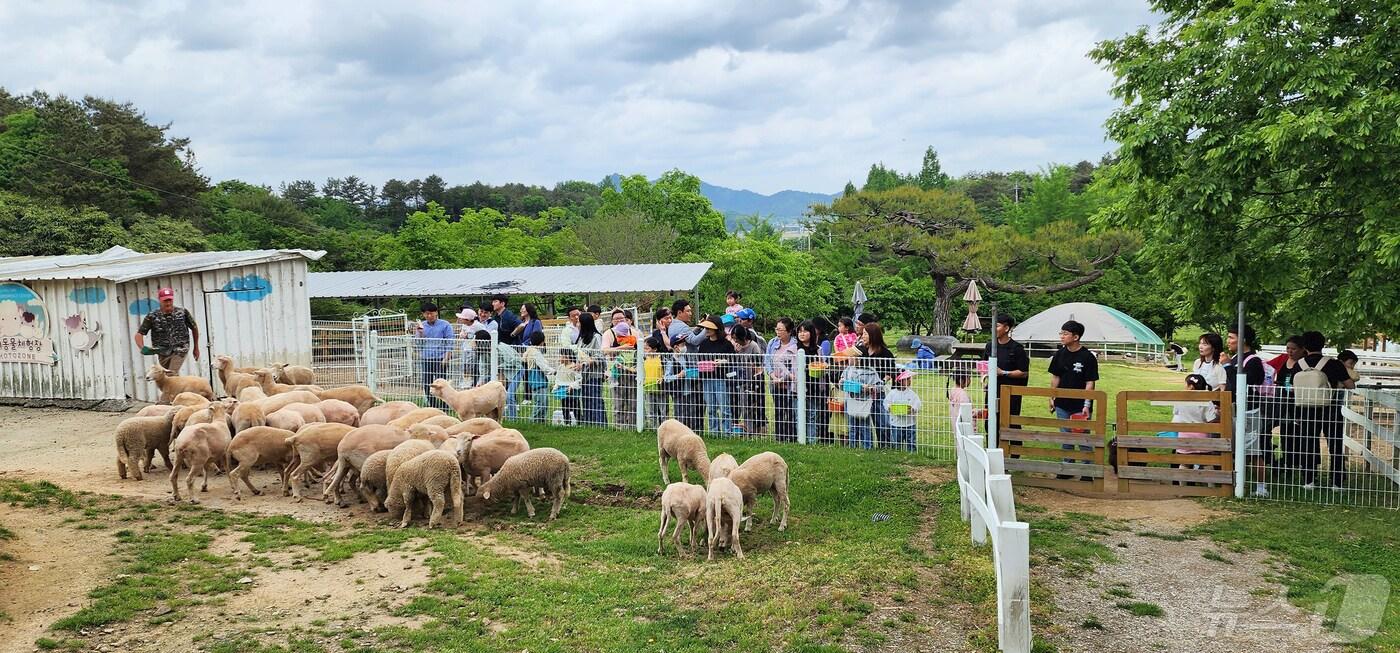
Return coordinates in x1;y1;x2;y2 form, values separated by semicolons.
429;379;506;421
135;404;178;418
444;417;503;437
657;419;711;485
253;368;322;395
705;476;745;560
728;452;790;532
284;422;356;501
146;364;215;404
169;401;232;502
384;450;464;529
358;449;392;511
224;426;296;499
114;410;178;480
361;401;419;425
457;428;530;495
238;386;268;402
478;447;571;521
213;355;260;398
171;392;212;408
388;407;447;430
315;385;384;415
264;407;308;433
385;439;437;489
315;399;361;427
708;453;739;481
407;422;450;444
232;390;321;434
322;424;411;506
418;414;461;430
658;482;708;556
272;362;316;385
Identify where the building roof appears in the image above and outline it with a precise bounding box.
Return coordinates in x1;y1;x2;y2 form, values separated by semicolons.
307;262;713;299
1011;302;1165;346
0;246;325;283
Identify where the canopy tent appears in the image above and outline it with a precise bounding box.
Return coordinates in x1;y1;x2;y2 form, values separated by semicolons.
1011;302;1165;359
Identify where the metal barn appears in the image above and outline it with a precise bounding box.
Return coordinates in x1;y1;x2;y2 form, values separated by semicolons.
0;246;323;408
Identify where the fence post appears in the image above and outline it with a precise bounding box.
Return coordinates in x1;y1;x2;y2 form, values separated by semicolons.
490;330;500;385
987;350;999;449
635;335;645;433
998;521;1032;653
795;350;807;445
1234;301;1247;498
366;330;379;394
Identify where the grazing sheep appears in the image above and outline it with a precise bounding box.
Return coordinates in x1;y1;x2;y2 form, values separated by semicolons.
322;424;411;506
708;453;739;482
384;450;464;529
657;419;711;485
658;482;708;555
169;402;232;502
478;447;571;521
388;407;447;430
729;452;790;532
418;414;460;430
361;401;418;425
284;422;356;501
273;362;316;385
315;385;384;415
253;368;322;395
429;379;506;421
146;364;215;404
358;449;392;511
171;392;211;408
315;399;360;427
214;355;260;399
407;422;450;444
385;439;437;489
457;428;530;495
238;386;269;403
444;417;503;437
705;476;745;560
135;404;178;418
114;410;178;480
225;426;296;499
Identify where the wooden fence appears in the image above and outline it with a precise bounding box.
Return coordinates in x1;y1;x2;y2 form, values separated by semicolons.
998;386;1110;493
1114;390;1234;497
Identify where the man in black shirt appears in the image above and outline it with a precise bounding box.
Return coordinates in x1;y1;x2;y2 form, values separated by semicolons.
1295;331;1355;490
983;314;1030;427
1048;320;1098;473
1226;325;1270;497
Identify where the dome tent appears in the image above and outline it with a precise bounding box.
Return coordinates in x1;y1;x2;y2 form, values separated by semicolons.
1010;302;1164;359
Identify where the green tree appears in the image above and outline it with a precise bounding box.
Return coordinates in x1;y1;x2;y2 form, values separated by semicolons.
0;192;207;256
376;203;582;270
915;146;950;190
1001;165;1103;234
1092;0;1400;340
734;214;781;241
862;163;904;192
695;237;835;322
574;210;678;264
598;170;727;253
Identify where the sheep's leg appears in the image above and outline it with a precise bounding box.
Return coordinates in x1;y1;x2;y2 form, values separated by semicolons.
706;502;717;561
288;460;310;501
743;496;755;532
549;484;563;521
776;484;790;531
157;444;172;471
117;454;129;480
509;493;520;515
169;455;183;501
321;459;345;504
428;490;446;529
679;460;688;485
240;462;262;497
659;451;669;485
398;489;415;528
184;461;200;503
671;516;685;554
278;461;291;497
520;489;536;519
199;458;213;492
657;508;671;555
729;507;744;559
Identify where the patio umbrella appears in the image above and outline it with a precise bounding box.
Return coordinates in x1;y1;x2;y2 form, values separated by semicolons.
852;281;867;317
961;279;982;331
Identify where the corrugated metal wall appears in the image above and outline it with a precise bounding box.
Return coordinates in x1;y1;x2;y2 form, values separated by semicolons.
0;278;124;401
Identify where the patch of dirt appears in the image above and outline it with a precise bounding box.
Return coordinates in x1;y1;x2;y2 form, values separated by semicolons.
459;529;563;571
573;479;659;509
1016;485;1228;530
0;510;115;653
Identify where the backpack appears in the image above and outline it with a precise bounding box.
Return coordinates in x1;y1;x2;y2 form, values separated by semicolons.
1293;356;1335;407
1243;354;1275;398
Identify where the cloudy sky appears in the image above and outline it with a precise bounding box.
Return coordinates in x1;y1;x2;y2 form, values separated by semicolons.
1;1;1158;195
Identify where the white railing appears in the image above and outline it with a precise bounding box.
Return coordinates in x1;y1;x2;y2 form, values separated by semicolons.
955;405;1032;653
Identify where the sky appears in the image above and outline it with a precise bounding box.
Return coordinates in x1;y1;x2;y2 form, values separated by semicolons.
0;1;1159;195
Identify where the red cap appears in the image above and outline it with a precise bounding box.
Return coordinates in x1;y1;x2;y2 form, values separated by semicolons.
157;287;174;299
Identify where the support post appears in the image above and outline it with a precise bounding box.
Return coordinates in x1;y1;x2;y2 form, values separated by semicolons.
635;334;645;433
796;350;807;445
987;301;999;449
366;330;379;394
1234;301;1247;498
490;330;500;385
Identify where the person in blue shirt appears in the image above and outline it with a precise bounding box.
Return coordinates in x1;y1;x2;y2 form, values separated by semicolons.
416;302;456;410
492;294;522;346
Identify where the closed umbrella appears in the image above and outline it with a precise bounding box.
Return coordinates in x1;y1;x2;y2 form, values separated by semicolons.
961;279;982;331
852;281;867;318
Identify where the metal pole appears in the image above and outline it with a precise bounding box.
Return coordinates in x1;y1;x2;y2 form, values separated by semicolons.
366;330;379;395
796;350;807;445
987;301;999;449
635;335;645;433
1234;301;1247;499
490;329;500;387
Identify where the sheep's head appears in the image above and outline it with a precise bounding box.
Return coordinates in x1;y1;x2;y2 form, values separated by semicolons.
253;369;275;382
213;355;230;370
429;378;450;397
271;362;289;380
145;364;164;380
209;401;228;418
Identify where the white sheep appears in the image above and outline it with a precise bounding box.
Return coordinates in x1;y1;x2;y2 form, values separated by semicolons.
657;419;711;485
658;482;707;556
232;390;320;434
444;417;503;437
388;407;447;430
316;385;385;416
315;399;361;427
429;379;506;421
114;410;178;480
478;447;571;521
134;404;178;418
705;476;745;560
358;449;392;512
284;422;356;501
171;392;211;408
322;424;412;506
418;414;461;430
457;428;530;495
708;453;738;482
146;364;215;404
238;386;269;403
253;368;322;395
273;362;316;385
729;452;790;532
214;355;260;398
264;406;307;432
169;401;232;502
224;426;296;499
385;449;464;529
361;400;420;425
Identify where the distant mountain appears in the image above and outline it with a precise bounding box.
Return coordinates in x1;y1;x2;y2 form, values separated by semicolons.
604;174;839;228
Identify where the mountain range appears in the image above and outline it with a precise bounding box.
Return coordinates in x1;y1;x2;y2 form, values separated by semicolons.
607;174;838;227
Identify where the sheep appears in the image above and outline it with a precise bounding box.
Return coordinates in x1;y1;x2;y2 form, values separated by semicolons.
315;385;384;415
658;482;708;556
238;386;268;402
388;407;447;430
171;398;237;451
457;428;530;496
361;401;419;425
444;417;503;437
224;426;296;499
657;419;711;485
169;401;232;502
213;355;260;399
728;452;790;532
232;390;321;434
135;404;178;418
322;424;411;506
419;414;461;430
171;392;211;408
358;449;392;512
407;422;450;444
429;379;506;421
114;410;178;480
385;439;437;489
253;368;323;395
478;447;571;521
705;476;745;560
264;407;307;433
272;362;316;385
315;399;360;427
384;450;464;529
284;422;356;501
708;453;739;482
146;364;215;404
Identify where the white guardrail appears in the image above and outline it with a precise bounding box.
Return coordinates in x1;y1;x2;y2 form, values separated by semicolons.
955;406;1032;653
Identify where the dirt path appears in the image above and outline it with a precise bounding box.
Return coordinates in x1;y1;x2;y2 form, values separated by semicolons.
0;509;114;653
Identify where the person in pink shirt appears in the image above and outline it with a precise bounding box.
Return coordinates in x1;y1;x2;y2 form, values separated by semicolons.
723;290;745;317
833;317;858;353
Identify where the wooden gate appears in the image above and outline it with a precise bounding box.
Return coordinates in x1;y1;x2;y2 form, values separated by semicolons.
998;386;1110;493
1114;390;1234;497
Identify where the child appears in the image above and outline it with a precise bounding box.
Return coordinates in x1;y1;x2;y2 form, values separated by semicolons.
522;331;554;423
946;369;973;430
833;317;858;354
642;336;667;428
723;290;745;317
554;348;583;426
885;368;922;452
1173;373;1219;455
1339;349;1361;384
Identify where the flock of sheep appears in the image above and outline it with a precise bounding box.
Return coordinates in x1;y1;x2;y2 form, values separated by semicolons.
112;355;792;559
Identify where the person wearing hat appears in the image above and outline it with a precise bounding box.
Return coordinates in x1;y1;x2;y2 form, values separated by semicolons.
135;287;199;374
885;367;922;452
416;302;455;409
736;307;766;350
448;307;485;386
983;314;1030;429
694;315;736;434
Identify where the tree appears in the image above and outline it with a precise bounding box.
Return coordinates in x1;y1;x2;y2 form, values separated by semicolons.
279;179;319;210
814;186;1133;336
574;210;678;264
1001;165;1103;234
598;170;727;253
842;181;857;197
420;174;446;207
915;146;950;190
733;214;781;241
695;237;835;323
1092;0;1400;340
862;163;904;192
0;192;206;256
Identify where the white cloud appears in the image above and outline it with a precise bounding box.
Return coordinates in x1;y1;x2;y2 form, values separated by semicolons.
0;0;1157;194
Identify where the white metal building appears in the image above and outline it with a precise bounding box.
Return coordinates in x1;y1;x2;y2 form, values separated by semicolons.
0;246;323;408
